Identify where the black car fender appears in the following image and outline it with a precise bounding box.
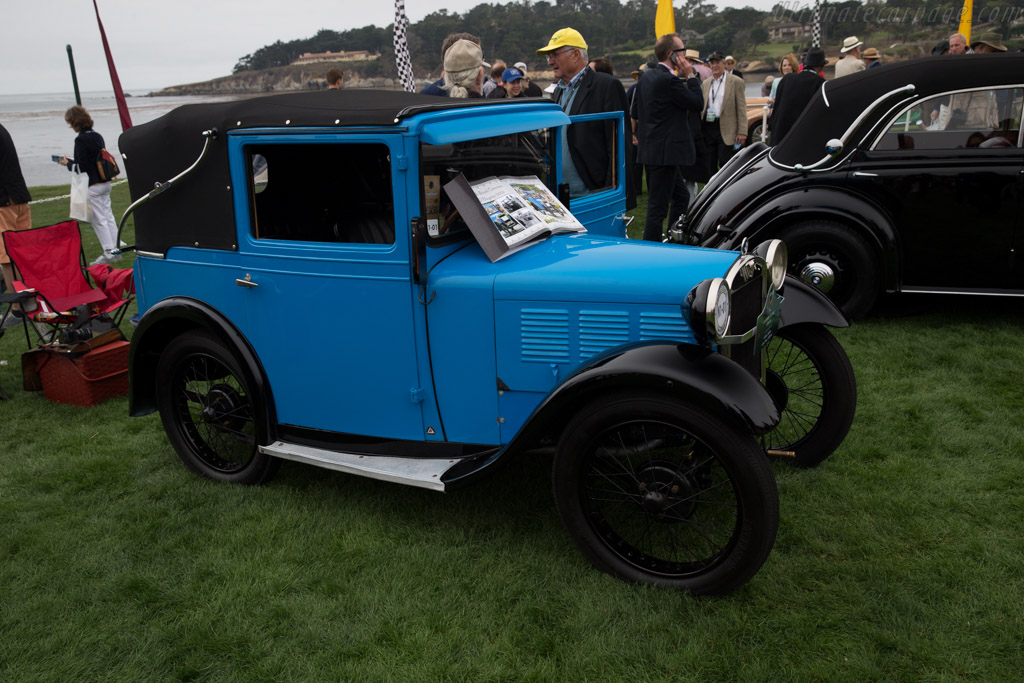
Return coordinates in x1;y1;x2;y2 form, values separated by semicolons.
719;186;901;291
502;342;781;455
779;275;849;329
129;297;276;444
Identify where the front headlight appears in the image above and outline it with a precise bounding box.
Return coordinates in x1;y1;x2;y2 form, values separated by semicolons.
754;239;788;291
684;277;731;344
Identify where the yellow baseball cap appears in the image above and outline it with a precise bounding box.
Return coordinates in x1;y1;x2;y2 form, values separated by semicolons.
537;28;588;55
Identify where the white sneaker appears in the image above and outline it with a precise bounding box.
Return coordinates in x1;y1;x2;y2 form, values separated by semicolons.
119;240;128;248
90;251;121;265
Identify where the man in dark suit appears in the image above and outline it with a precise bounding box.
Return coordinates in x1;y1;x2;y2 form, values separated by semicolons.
538;28;634;208
768;47;826;145
631;33;704;241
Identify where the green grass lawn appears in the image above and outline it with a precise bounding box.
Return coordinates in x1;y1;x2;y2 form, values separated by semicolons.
2;183;1022;679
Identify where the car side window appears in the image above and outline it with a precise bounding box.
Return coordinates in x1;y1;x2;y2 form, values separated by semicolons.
876;87;1022;151
247;143;395;244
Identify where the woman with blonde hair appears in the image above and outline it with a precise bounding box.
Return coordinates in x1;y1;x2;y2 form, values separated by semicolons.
443;39;487;99
58;105;120;264
769;53;799;101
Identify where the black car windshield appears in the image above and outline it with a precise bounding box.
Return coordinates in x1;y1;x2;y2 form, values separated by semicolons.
770;53;1024;168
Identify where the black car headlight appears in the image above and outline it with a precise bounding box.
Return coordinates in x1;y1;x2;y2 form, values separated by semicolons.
754;239;787;292
684;277;731;345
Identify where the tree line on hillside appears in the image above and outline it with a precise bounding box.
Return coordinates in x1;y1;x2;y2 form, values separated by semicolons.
232;0;1021;76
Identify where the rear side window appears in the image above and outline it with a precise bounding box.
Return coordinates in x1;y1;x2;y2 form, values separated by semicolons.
876;87;1023;151
247;143;395;244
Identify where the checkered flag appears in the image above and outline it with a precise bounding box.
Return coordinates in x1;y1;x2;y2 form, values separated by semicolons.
393;0;416;92
812;0;821;48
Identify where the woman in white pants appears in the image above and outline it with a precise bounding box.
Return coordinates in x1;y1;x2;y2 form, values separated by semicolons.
59;105;120;265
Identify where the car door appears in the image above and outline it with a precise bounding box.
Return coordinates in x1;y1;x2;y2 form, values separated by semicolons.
558;110;631;237
849;87;1024;292
227;131;434;441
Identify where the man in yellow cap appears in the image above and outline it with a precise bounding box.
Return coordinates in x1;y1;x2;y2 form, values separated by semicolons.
537;28;634;207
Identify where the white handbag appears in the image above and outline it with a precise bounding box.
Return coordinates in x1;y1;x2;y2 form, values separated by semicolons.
69;166;92;222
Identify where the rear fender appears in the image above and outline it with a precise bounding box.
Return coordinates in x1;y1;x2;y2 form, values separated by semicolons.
129;297;276;444
504;342;780;454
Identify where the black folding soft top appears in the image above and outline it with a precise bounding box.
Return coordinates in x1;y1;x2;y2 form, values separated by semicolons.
771;52;1024;168
119;90;541;254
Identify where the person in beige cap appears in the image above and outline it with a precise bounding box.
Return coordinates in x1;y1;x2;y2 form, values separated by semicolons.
537;27;634;206
862;47;882;69
443;39;488;98
724;55;743;78
835;36;865;78
686;49;711;80
971;32;1008;53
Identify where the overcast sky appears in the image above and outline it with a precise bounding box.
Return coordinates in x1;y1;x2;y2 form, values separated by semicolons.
3;0;779;95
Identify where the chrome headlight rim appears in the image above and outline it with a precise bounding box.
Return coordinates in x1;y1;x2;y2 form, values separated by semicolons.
684;277;732;345
754;239;788;292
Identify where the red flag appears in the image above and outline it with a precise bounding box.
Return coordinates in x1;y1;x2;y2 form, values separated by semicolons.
92;0;132;131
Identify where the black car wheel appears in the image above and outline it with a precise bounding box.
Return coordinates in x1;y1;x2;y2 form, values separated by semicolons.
156;331;278;484
763;324;856;468
779;220;880;319
553;394;779;596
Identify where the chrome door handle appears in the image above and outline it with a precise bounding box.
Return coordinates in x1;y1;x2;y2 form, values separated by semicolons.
615;213;635;227
235;274;259;288
853;171;879;177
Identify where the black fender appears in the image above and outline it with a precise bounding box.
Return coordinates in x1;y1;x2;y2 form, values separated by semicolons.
779;275;849;329
718;187;900;293
128;297;276;444
503;342;780;456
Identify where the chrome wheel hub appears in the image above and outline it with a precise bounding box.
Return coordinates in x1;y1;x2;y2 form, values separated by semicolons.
799;261;835;293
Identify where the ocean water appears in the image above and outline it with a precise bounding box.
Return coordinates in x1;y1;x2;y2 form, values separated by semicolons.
1;90;246;188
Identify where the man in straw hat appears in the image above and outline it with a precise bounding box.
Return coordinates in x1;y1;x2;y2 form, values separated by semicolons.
835;36;865;78
537;27;634;207
862;47;882;69
971;32;1008;53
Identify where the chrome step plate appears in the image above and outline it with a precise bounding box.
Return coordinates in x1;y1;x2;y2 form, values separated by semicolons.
260;441;457;492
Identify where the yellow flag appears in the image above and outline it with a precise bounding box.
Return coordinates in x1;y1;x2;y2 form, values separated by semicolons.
958;0;972;44
655;0;675;40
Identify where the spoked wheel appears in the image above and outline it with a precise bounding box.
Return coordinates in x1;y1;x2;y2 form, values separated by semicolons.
156;331;278;484
763;324;856;468
554;394;779;596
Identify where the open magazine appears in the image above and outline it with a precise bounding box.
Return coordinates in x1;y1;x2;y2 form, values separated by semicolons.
443;174;586;262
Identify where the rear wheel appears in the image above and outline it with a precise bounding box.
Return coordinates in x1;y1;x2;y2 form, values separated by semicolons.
553;394;779;596
763;324;856;467
779;220;880;320
156;330;278;484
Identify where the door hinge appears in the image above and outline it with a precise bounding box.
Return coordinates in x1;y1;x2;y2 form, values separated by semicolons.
396;155;408;171
410;387;424;403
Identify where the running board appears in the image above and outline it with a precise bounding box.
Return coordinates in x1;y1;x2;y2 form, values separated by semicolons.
260;441;458;492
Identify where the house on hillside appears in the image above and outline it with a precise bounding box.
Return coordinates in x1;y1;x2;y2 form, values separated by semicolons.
768;22;813;41
293;50;379;65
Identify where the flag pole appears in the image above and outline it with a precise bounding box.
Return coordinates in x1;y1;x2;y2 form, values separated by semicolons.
91;0;132;131
66;45;82;106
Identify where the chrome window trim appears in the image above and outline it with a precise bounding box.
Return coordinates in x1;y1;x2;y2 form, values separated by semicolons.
867;83;1024;152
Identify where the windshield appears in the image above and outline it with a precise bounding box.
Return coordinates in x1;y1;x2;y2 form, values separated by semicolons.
420;128;554;240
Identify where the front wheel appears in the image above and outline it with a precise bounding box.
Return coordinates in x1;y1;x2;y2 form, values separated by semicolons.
156;330;278;484
763;324;856;467
553;394;779;596
779;220;880;320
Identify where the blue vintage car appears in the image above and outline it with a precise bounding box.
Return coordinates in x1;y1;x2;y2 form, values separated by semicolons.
118;91;854;596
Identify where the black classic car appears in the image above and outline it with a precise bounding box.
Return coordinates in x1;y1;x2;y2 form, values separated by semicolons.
680;53;1024;318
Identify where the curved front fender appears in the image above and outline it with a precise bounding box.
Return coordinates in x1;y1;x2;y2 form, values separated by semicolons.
779;276;849;329
504;342;780;455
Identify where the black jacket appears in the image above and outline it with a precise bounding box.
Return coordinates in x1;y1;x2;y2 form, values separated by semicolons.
768;70;825;145
0;123;30;207
630;64;704;167
67;128;107;186
554;68;635;207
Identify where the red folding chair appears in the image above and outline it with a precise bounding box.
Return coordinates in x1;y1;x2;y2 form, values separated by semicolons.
2;220;133;347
